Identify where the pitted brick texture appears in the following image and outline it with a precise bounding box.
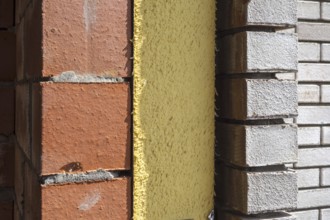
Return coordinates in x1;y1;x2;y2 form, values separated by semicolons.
218;32;298;74
217;123;297;167
216;165;297;215
219;0;297;30
41;178;131;220
218;79;298;120
34;83;131;174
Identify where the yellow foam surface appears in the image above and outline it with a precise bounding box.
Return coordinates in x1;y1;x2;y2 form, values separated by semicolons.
133;1;215;219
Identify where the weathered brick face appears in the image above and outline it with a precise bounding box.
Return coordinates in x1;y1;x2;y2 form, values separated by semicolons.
34;83;131;174
14;0;133;219
41;178;131;219
215;0;298;219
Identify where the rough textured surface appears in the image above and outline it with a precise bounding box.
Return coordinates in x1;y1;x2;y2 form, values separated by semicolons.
26;0;132;77
219;32;298;74
41;178;131;220
35;83;131;174
133;0;215;219
218;0;297;30
218;79;298;120
41;170;119;185
216;166;298;214
216;123;297;167
51;71;125;83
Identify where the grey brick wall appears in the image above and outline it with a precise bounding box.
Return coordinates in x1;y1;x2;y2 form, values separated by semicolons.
216;0;298;219
291;1;330;219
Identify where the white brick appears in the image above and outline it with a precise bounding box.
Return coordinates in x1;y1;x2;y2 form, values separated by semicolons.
298;43;320;62
291;210;319;220
297;106;330;124
219;32;298;74
298;1;320;20
322;2;330;21
298;85;320;103
298;127;320;145
219;0;297;30
321;44;330;61
216;166;297;214
297;148;330;167
297;169;319;188
321;208;330;220
297;22;330;41
217;123;298;167
219;211;296;220
322;127;330;145
298;188;330;209
298;63;330;82
321;168;330;186
321;85;330;103
275;73;296;80
219;79;298;120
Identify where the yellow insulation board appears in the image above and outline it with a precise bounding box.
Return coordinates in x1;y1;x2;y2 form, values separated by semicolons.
133;0;216;219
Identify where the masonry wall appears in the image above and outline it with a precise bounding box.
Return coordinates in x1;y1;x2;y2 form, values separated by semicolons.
291;1;330;219
133;0;216;219
14;0;132;219
0;0;15;218
215;0;299;219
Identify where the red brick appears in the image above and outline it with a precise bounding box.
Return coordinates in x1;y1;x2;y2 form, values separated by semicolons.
33;83;131;174
0;87;15;135
0;32;16;81
0;0;14;28
21;0;132;78
0;202;13;220
41;178;131;220
16;84;30;156
0;141;14;187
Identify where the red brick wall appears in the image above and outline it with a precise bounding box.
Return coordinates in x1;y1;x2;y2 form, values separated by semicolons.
14;0;133;219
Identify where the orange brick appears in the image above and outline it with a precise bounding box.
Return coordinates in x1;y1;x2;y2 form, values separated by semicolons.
0;202;13;220
33;83;131;174
0;141;14;187
41;178;131;220
0;87;15;135
21;0;132;78
0;32;16;81
0;0;14;28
